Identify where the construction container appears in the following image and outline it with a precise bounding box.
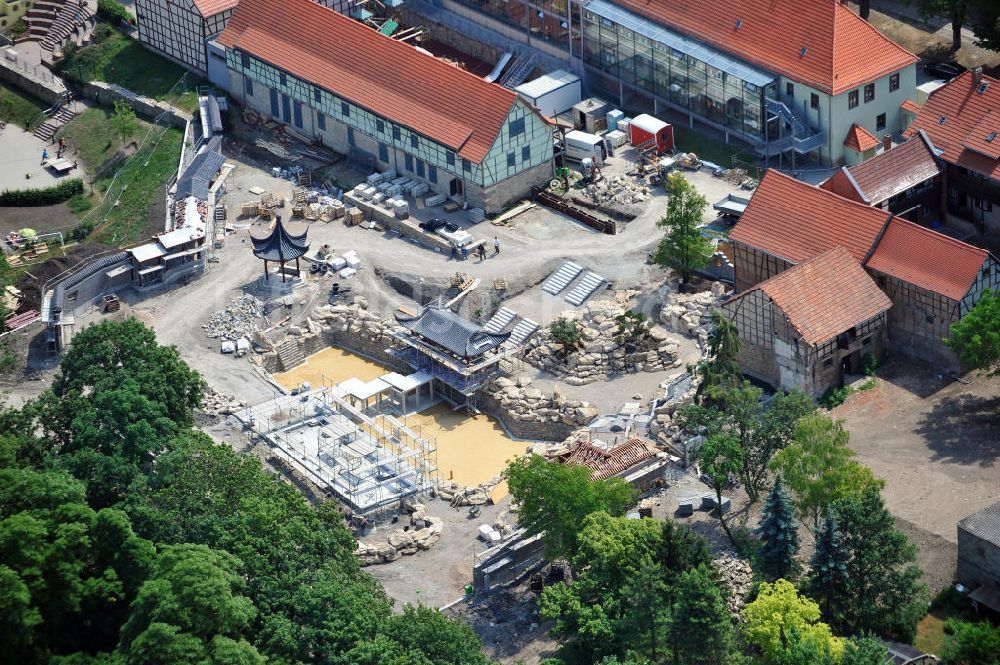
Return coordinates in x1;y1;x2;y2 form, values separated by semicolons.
564;130;608;164
347;207;363;226
605;129;627;148
514;69;582;117
572;97;612;134
393;200;409;218
628;114;674;153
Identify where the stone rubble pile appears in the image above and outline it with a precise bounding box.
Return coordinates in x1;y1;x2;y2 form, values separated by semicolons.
714;554;753;616
524;298;683;385
310;302;403;348
647;375;701;444
355;503;444;566
435;478;502;507
198;387;245;417
203;294;266;339
485;376;599;425
584;174;652;205
657;283;728;350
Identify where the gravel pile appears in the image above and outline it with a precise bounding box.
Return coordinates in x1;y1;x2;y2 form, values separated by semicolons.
584;174;651;205
203;294;265;339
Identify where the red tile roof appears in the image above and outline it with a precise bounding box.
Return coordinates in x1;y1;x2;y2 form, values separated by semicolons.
217;0;518;163
192;0;238;16
844;123;881;152
730;170;890;263
821;134;940;204
612;0;917;95
747;247;892;345
562;437;659;481
900;99;922;114
866;218;987;301
906;71;1000;181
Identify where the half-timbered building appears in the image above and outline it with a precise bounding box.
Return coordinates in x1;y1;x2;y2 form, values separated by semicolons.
135;0;237;74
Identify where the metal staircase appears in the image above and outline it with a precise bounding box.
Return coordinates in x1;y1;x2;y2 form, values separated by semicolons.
565;271;606;307
499;52;536;88
483;306;517;333
765;99;826;154
507;318;539;346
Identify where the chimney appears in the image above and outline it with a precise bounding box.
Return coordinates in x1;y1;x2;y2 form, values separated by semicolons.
883;134;892;152
973;66;983;88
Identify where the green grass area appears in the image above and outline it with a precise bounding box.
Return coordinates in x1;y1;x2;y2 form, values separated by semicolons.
89;127;183;246
915;587;977;656
58;25;200;113
67;191;97;216
670;123;752;167
56;107;152;174
0;84;48;130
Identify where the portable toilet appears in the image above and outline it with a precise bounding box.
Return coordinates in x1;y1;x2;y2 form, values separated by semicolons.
628;114;674;153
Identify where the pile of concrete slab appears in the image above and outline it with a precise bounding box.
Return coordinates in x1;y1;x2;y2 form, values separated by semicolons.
584;174;651;206
203;293;265;339
198;386;245;417
355;503;444;566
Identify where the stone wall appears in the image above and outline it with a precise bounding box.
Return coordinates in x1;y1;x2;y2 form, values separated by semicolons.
0;57;66;106
658;284;728;350
80;81;192;128
525;297;683;385
479;376;597;441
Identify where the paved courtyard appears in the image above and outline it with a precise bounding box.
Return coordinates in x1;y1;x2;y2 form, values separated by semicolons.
0;126;70;192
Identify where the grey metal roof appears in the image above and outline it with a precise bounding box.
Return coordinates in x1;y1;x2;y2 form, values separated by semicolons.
51;252;131;316
396;304;509;359
959;499;1000;547
176;150;226;200
585;0;776;88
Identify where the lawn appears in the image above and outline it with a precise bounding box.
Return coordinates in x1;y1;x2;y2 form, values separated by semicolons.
58;25;201;113
915;587;976;656
0;84;48;130
55;107;152;174
89;126;183;246
669;123;753;167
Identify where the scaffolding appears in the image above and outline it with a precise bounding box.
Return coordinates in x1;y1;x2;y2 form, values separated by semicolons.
238;388;438;523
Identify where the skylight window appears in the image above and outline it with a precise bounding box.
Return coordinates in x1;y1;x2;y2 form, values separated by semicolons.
735;18;742;29
987;132;998;143
979;82;989;95
800;47;808;57
938;116;947;125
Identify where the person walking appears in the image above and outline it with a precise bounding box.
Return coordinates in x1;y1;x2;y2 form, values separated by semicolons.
493;236;501;255
450;245;457;260
461;245;469;260
477;243;486;261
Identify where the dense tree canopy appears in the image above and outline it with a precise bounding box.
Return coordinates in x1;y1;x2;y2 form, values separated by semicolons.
505;454;636;559
653;174;713;284
946;288;1000;376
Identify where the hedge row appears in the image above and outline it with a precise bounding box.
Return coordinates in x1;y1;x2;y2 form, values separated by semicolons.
0;179;84;206
96;0;132;26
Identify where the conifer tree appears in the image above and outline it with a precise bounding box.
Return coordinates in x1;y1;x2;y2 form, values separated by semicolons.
668;564;732;665
805;511;850;622
756;477;799;580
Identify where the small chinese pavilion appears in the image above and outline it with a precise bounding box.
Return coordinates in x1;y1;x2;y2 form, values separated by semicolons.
251;218;309;282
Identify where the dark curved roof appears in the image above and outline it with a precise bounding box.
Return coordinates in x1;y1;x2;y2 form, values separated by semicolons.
251;219;309;262
396;303;510;359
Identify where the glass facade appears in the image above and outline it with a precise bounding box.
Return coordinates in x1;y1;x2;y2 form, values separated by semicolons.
581;5;772;142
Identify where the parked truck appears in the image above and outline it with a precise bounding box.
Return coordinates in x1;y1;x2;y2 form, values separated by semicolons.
563;130;608;165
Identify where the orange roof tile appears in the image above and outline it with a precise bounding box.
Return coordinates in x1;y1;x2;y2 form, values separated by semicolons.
730;170;890;263
192;0;238;16
217;0;518;163
822;135;940;204
866;218;988;301
562;437;658;481
747;247;892;346
844;123;881;152
611;0;917;95
900;99;922;114
906;71;1000;181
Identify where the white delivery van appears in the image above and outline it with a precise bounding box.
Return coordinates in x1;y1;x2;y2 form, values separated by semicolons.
563;130;608;165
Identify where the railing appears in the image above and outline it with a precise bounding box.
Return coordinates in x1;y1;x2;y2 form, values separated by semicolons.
764;98;825;154
1;56;65;87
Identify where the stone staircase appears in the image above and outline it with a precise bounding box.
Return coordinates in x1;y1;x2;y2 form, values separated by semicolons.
482;306;516;334
33;103;78;141
565;271;606;307
26;0;92;54
277;337;305;372
507;318;538;347
541;261;583;295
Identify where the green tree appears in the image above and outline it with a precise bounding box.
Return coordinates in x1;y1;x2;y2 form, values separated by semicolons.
946;288;1000;375
550;317;583;357
941;618;1000;665
110;100;137;144
505;455;636;559
695;310;742;401
971;0;1000;51
697;432;742;545
831;488;928;640
668;564;732;665
842;635;891;665
903;0;969;50
618;560;671;663
804;511;850;621
613;310;652;349
653;174;713;284
679;382;814;505
771;414;884;529
118;543;259;663
740;579;843;664
756;477;799;581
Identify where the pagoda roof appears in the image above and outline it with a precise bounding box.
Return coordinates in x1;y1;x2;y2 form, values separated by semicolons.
250;218;309;262
395;302;510;359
